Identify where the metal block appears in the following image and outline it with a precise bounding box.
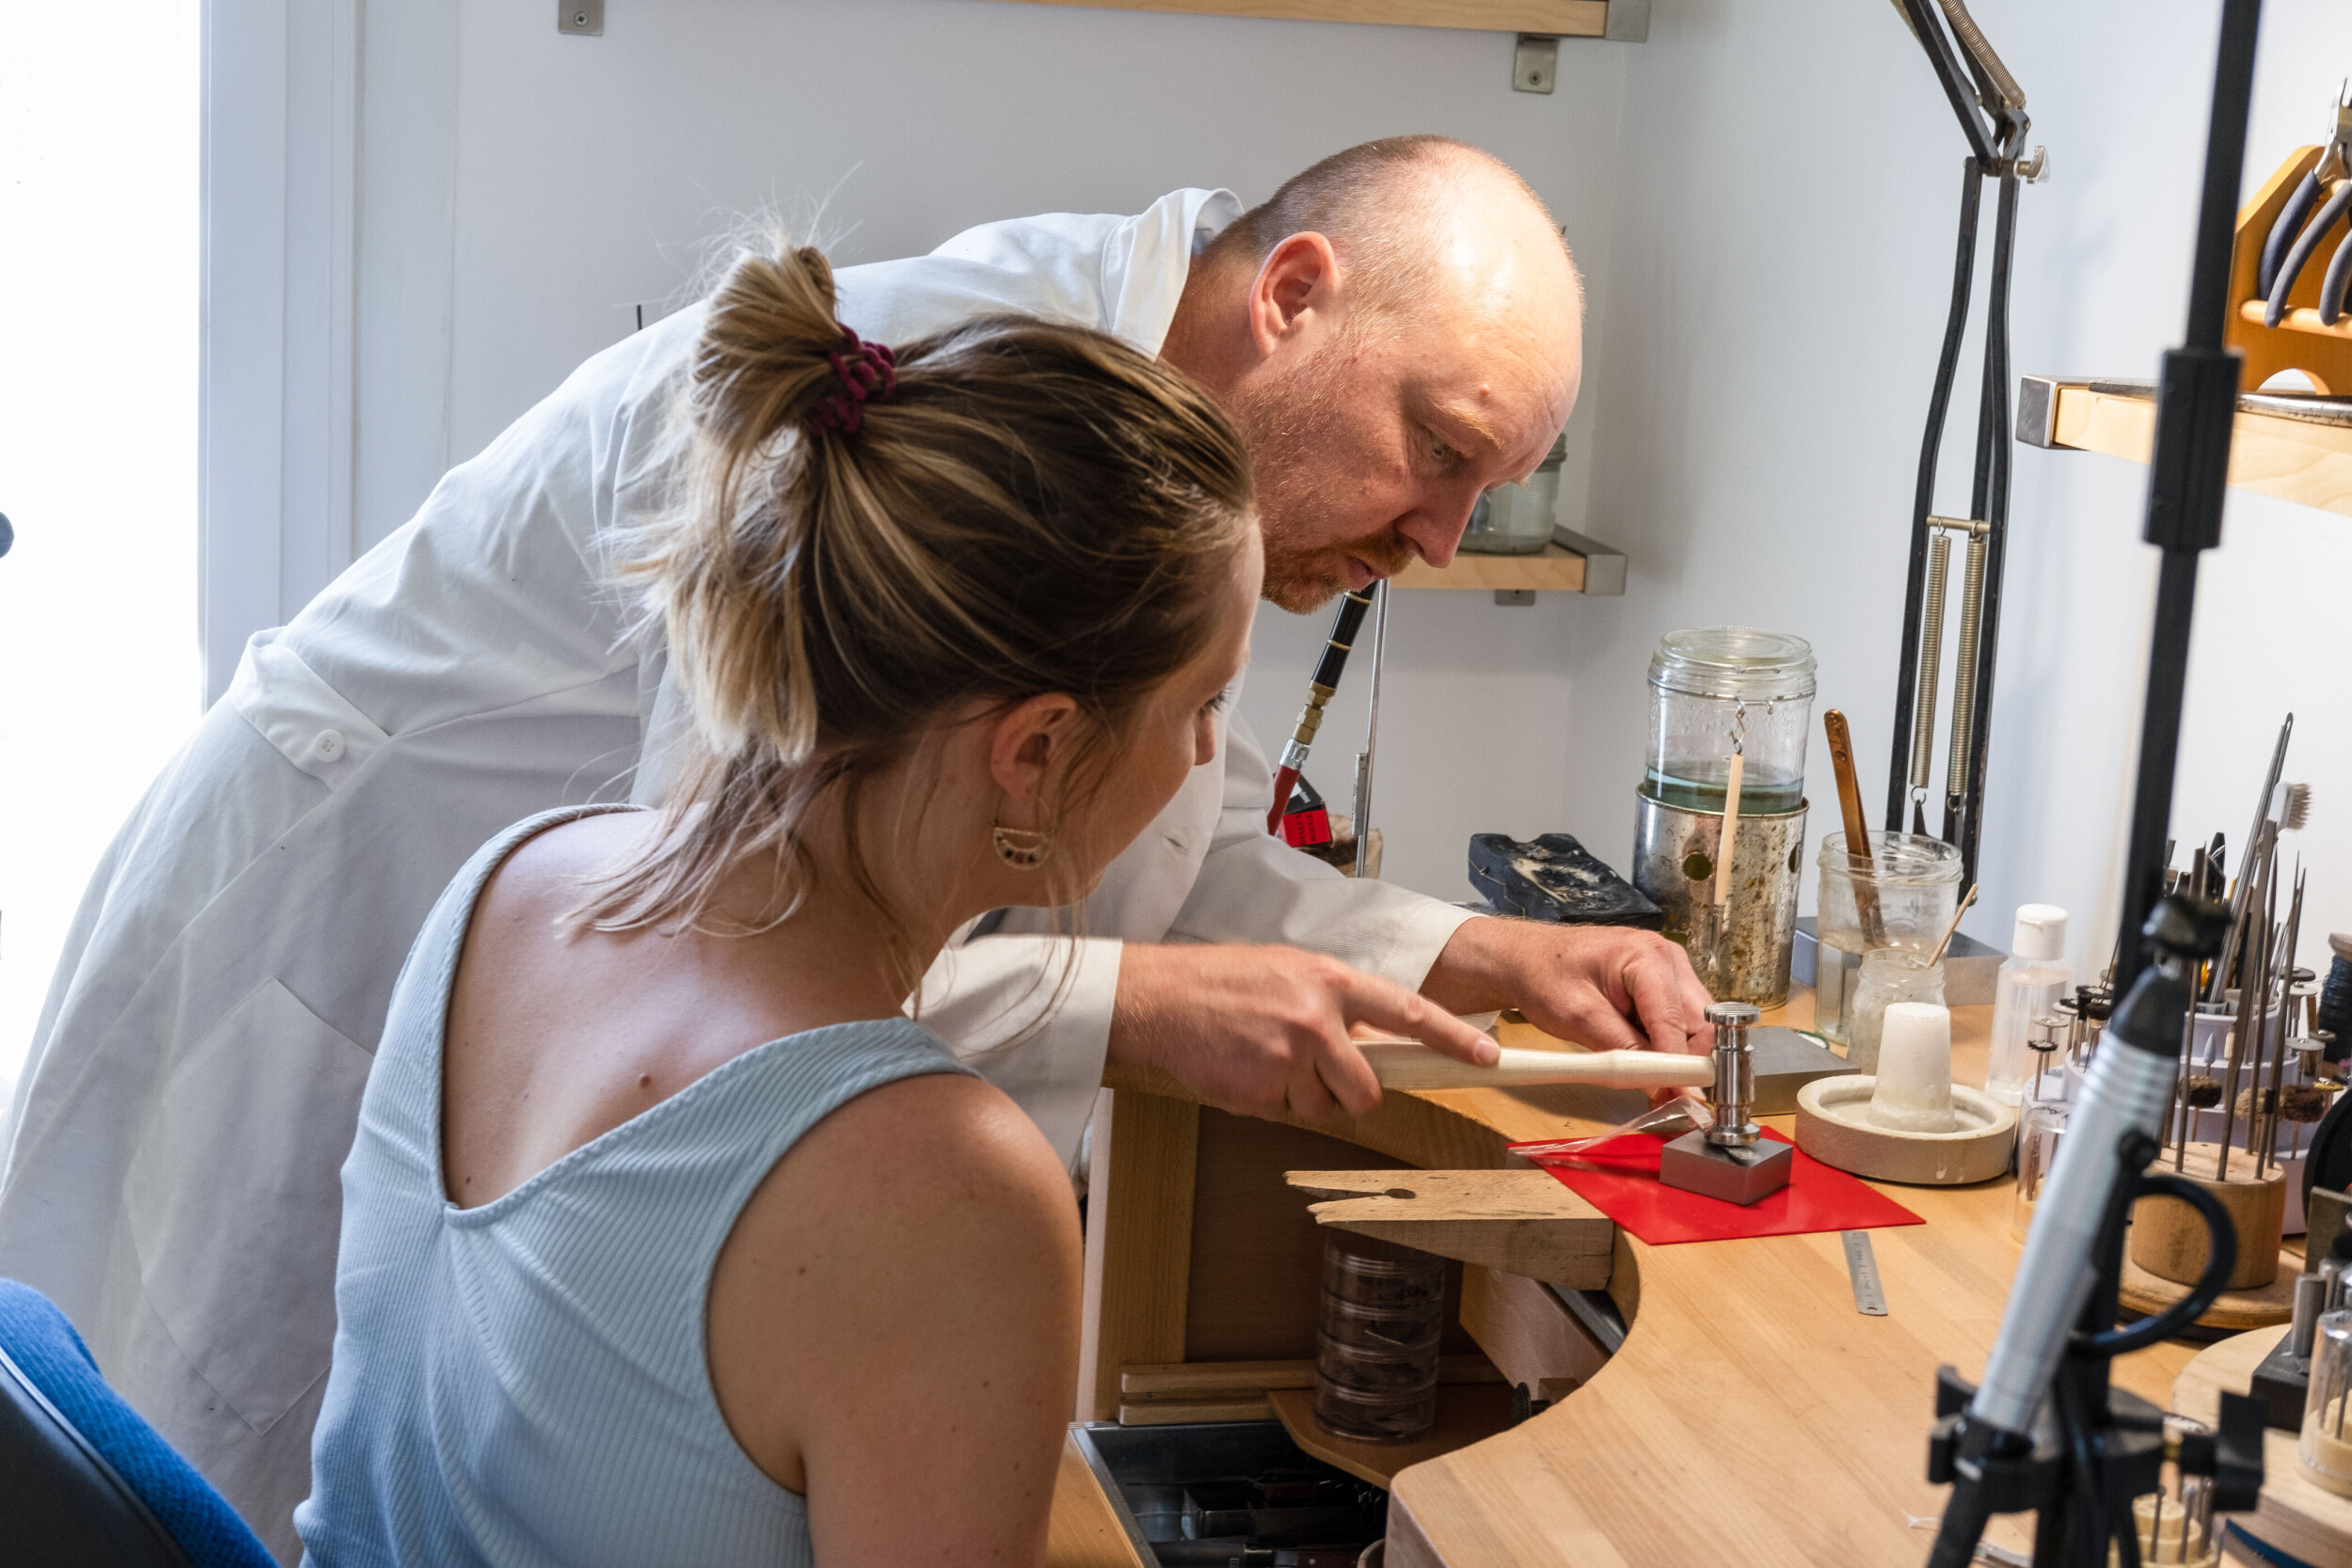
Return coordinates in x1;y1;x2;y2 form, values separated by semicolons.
558;0;603;36
2307;1187;2352;1271
2015;375;2086;449
1659;1130;1791;1207
1747;1025;1856;1117
2250;1336;2312;1432
1512;34;1558;93
1793;916;2005;1006
1493;588;1536;606
1603;0;1651;42
1550;525;1627;594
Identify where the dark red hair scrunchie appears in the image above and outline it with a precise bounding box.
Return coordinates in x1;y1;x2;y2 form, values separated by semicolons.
807;330;898;436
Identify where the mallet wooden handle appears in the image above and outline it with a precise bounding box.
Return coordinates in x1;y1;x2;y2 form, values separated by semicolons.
1358;1039;1715;1092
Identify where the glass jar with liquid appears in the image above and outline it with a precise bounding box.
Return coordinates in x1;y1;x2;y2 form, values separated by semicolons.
1642;628;1817;816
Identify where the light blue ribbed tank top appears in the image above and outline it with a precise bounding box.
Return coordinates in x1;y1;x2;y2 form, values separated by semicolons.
295;805;974;1567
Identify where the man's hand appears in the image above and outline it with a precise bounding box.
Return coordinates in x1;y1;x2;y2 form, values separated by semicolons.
1420;917;1716;1057
1108;945;1500;1122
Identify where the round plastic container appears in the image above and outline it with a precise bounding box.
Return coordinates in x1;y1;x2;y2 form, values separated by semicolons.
1317;1335;1442;1393
1311;1378;1439;1444
1813;831;1964;1043
1642;628;1817;816
1318;1292;1446;1354
1321;1236;1448;1308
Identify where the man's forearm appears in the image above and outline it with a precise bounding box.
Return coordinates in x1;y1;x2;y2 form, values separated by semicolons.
1417;917;1522;1015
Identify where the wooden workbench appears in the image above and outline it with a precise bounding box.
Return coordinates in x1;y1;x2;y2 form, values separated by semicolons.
1069;990;2200;1567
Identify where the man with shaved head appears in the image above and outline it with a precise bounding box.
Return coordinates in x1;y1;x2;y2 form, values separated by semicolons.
1169;137;1585;609
2;135;1708;1549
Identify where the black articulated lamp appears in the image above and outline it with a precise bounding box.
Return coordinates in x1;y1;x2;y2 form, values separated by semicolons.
1881;0;2044;889
1923;3;2276;1563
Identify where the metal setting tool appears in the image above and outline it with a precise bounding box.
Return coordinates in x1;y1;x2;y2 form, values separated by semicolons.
1660;1002;1794;1206
1843;1230;1890;1316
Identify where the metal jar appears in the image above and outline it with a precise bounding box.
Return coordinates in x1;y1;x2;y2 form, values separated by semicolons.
1630;790;1808;1007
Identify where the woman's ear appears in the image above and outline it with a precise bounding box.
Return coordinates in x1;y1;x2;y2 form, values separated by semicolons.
987;694;1084;822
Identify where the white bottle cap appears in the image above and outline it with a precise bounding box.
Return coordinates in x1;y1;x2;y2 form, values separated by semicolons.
2012;904;2067;961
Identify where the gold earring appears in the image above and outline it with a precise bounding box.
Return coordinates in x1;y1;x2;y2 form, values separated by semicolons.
992;822;1055;871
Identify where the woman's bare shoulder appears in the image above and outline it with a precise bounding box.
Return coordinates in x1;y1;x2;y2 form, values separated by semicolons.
473;810;649;919
707;1069;1082;1493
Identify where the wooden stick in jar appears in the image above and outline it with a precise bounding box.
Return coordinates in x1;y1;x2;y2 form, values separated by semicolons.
1713;750;1745;912
1823;709;1888;947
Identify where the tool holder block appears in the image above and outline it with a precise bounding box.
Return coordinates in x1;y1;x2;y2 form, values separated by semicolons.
2230;146;2352;393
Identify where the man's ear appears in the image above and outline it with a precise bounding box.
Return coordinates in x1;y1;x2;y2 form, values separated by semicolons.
987;693;1084;812
1248;232;1342;357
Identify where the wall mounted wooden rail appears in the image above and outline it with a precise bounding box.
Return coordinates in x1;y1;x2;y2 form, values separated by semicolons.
992;0;1617;36
2019;377;2352;521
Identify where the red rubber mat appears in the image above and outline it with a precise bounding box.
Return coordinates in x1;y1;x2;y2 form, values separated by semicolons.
1511;1128;1925;1245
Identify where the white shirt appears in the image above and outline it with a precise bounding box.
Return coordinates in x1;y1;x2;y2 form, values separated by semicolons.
0;189;1473;1556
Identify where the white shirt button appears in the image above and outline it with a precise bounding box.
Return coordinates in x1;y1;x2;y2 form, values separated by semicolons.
310;729;346;763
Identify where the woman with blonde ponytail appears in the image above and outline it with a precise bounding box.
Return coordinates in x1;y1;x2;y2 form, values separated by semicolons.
294;240;1262;1568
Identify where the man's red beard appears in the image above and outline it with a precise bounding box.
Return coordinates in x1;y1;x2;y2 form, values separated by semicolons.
1224;356;1415;613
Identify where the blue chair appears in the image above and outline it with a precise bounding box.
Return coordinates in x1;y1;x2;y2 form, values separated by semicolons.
0;1279;275;1567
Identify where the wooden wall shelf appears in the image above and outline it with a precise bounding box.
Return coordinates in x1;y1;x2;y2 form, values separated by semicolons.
2019;378;2352;520
1395;543;1587;591
1394;531;1626;594
993;0;1618;36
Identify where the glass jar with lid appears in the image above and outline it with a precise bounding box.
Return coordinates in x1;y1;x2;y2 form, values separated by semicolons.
1643;627;1817;816
1629;627;1816;1006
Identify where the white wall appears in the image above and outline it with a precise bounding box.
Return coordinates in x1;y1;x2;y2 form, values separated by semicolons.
326;0;2351;974
1575;0;2352;985
347;0;1637;903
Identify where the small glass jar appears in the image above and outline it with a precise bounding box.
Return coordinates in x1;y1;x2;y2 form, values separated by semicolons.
2010;1101;2068;1241
1459;434;1565;555
1642;628;1816;816
1845;949;1947;1074
2305;1310;2352;1497
1813;832;1964;1044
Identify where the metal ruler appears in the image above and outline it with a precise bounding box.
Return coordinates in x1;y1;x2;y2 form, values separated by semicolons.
1842;1229;1888;1316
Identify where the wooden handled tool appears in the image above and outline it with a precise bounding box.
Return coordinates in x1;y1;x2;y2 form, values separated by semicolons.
1357;1039;1715;1092
1927;882;1980;966
1823;709;1887;947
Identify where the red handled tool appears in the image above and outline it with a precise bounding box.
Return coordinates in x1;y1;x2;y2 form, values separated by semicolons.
1267;586;1376;839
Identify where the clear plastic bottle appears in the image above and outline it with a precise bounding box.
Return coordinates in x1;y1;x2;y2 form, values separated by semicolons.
1987;904;2071;1104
